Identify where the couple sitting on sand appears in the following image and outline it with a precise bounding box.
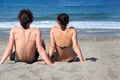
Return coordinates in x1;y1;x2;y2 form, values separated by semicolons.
0;9;85;65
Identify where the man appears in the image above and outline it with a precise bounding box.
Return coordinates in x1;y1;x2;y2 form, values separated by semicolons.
0;9;52;65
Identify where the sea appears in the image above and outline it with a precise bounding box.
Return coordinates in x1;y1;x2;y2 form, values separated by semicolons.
0;0;120;38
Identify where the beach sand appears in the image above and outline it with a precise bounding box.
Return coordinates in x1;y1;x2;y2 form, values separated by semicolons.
0;37;120;80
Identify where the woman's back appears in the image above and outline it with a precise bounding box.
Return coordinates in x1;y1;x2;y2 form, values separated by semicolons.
53;26;73;47
49;13;85;62
51;26;76;61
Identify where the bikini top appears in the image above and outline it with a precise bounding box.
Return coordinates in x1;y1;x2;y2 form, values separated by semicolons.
55;43;72;49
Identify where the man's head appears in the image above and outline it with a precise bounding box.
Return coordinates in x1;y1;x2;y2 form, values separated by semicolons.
18;9;33;29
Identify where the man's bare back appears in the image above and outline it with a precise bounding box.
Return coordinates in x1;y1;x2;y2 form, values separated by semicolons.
12;27;40;62
0;9;52;65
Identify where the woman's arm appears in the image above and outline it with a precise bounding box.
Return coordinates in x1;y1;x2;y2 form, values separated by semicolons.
49;28;55;58
72;29;85;62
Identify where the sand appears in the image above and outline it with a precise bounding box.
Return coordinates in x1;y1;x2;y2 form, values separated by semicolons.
0;37;120;80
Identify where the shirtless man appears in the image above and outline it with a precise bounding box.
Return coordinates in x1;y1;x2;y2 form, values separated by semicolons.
48;13;85;62
0;9;52;65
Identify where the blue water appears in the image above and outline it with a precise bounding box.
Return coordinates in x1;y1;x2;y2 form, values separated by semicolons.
0;0;120;38
1;0;120;22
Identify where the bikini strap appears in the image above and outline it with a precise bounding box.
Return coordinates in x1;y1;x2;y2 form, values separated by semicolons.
55;42;72;49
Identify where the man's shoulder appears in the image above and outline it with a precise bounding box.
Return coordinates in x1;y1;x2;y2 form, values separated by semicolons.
30;28;40;32
12;26;19;29
11;26;20;32
30;28;41;34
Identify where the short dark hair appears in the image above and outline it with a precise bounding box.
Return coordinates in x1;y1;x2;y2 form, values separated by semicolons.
18;9;33;29
57;13;69;31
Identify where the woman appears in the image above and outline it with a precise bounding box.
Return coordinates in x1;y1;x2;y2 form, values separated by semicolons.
48;13;85;62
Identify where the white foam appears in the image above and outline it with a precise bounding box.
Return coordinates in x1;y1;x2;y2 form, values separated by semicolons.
68;21;120;29
0;21;120;29
0;22;20;29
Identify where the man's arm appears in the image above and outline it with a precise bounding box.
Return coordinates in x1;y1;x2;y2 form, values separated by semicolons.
41;28;55;64
36;29;52;65
0;29;15;64
72;29;85;62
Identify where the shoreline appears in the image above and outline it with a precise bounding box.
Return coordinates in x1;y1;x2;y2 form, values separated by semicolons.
1;28;120;39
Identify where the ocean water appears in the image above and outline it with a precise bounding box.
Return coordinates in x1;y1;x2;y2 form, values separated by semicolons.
0;0;120;38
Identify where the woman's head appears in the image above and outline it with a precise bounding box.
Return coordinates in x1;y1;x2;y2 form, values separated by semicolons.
57;13;69;31
18;9;33;29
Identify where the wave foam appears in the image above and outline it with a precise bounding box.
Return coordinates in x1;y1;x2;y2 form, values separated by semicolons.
0;21;120;29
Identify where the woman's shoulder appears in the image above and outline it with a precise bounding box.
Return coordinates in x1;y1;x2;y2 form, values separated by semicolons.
52;26;58;29
51;26;59;31
68;27;76;31
68;26;75;29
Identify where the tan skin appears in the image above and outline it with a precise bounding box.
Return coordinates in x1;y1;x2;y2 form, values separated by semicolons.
0;23;52;65
48;20;85;62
